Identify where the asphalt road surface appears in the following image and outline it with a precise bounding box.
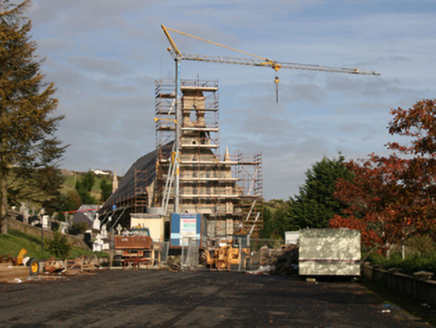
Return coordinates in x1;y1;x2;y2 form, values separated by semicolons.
0;269;430;327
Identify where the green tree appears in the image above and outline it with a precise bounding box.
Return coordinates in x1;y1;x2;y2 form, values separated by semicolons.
45;231;71;258
75;171;96;204
100;178;112;202
79;170;95;193
33;166;65;215
261;206;274;239
54;190;82;221
261;199;296;239
289;155;353;229
0;0;66;234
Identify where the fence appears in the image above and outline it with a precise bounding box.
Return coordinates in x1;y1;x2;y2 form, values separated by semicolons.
362;265;436;308
180;238;199;271
154;241;170;265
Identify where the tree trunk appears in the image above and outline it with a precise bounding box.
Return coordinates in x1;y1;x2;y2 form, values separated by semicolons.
0;172;8;235
401;237;406;260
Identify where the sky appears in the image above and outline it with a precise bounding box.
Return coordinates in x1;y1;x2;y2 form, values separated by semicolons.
18;0;436;200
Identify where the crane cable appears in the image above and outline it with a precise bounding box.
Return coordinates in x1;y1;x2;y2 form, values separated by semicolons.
164;25;282;102
164;26;268;61
274;76;280;103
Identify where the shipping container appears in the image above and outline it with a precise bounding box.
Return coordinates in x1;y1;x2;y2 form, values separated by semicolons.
299;229;361;276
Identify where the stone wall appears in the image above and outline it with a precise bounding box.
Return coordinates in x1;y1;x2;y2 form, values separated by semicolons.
362;265;436;308
7;217;90;249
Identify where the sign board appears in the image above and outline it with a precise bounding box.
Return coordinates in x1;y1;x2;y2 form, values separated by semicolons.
170;213;201;246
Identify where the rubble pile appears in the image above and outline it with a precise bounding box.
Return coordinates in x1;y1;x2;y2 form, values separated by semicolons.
258;244;299;275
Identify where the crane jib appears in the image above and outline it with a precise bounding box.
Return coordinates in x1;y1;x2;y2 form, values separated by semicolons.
166;49;380;76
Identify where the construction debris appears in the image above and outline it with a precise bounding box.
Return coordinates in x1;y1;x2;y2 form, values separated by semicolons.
0;263;29;283
0;249;27;266
0;249;32;283
65;255;98;273
44;258;64;273
0;252;102;283
249;244;298;275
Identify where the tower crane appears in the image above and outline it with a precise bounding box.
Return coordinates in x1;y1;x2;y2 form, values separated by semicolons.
160;24;380;212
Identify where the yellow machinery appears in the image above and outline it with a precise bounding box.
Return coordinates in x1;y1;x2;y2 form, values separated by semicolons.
204;230;251;271
15;248;27;265
0;249;41;276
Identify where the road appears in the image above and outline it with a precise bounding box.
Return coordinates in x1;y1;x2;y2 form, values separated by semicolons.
0;269;429;327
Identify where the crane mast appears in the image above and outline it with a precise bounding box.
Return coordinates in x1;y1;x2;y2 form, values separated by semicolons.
160;24;380;213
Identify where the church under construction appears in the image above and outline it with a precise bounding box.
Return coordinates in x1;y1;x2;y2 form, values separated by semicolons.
99;79;263;240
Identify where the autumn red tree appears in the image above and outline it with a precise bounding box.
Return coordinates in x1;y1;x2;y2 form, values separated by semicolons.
330;100;436;255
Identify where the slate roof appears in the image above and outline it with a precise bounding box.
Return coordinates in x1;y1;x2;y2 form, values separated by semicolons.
72;212;93;228
100;142;173;213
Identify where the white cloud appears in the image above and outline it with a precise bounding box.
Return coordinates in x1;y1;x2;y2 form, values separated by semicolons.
22;0;436;199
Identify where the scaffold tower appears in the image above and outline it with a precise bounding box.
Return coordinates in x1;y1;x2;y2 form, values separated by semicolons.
154;79;263;237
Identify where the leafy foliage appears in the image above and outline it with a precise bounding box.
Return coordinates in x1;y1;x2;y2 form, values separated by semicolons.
261;200;295;239
75;170;96;204
0;0;66;234
54;190;82;221
405;235;435;257
367;251;436;277
45;231;71;258
70;222;89;235
288;155;353;229
331;100;436;254
79;170;95;193
100;178;112;202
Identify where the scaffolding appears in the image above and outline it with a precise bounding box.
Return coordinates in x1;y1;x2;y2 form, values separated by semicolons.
133;169;148;213
155;79;263;237
98;168;151;229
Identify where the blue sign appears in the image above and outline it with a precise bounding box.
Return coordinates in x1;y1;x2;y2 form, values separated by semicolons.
170;213;201;246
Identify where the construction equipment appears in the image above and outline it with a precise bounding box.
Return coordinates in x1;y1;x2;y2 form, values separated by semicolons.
113;226;158;268
204;229;251;271
161;24;380;213
162;25;381;76
0;249;44;281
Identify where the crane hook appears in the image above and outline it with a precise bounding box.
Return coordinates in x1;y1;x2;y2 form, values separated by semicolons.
274;76;280;103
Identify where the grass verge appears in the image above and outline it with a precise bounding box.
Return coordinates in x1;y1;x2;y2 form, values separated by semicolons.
0;229;108;260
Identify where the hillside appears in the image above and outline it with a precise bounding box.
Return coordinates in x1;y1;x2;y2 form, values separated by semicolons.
0;230;45;259
60;170;119;203
0;229;105;260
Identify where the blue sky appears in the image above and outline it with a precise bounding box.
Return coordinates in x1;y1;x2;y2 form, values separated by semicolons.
22;0;436;200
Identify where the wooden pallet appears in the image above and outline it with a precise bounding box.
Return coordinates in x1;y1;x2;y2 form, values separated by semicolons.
0;263;29;283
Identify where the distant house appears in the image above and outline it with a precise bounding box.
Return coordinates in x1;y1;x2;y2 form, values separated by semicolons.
69;205;102;232
71;212;93;229
93;169;112;176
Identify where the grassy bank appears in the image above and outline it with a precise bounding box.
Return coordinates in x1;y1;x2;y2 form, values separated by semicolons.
0;229;107;260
